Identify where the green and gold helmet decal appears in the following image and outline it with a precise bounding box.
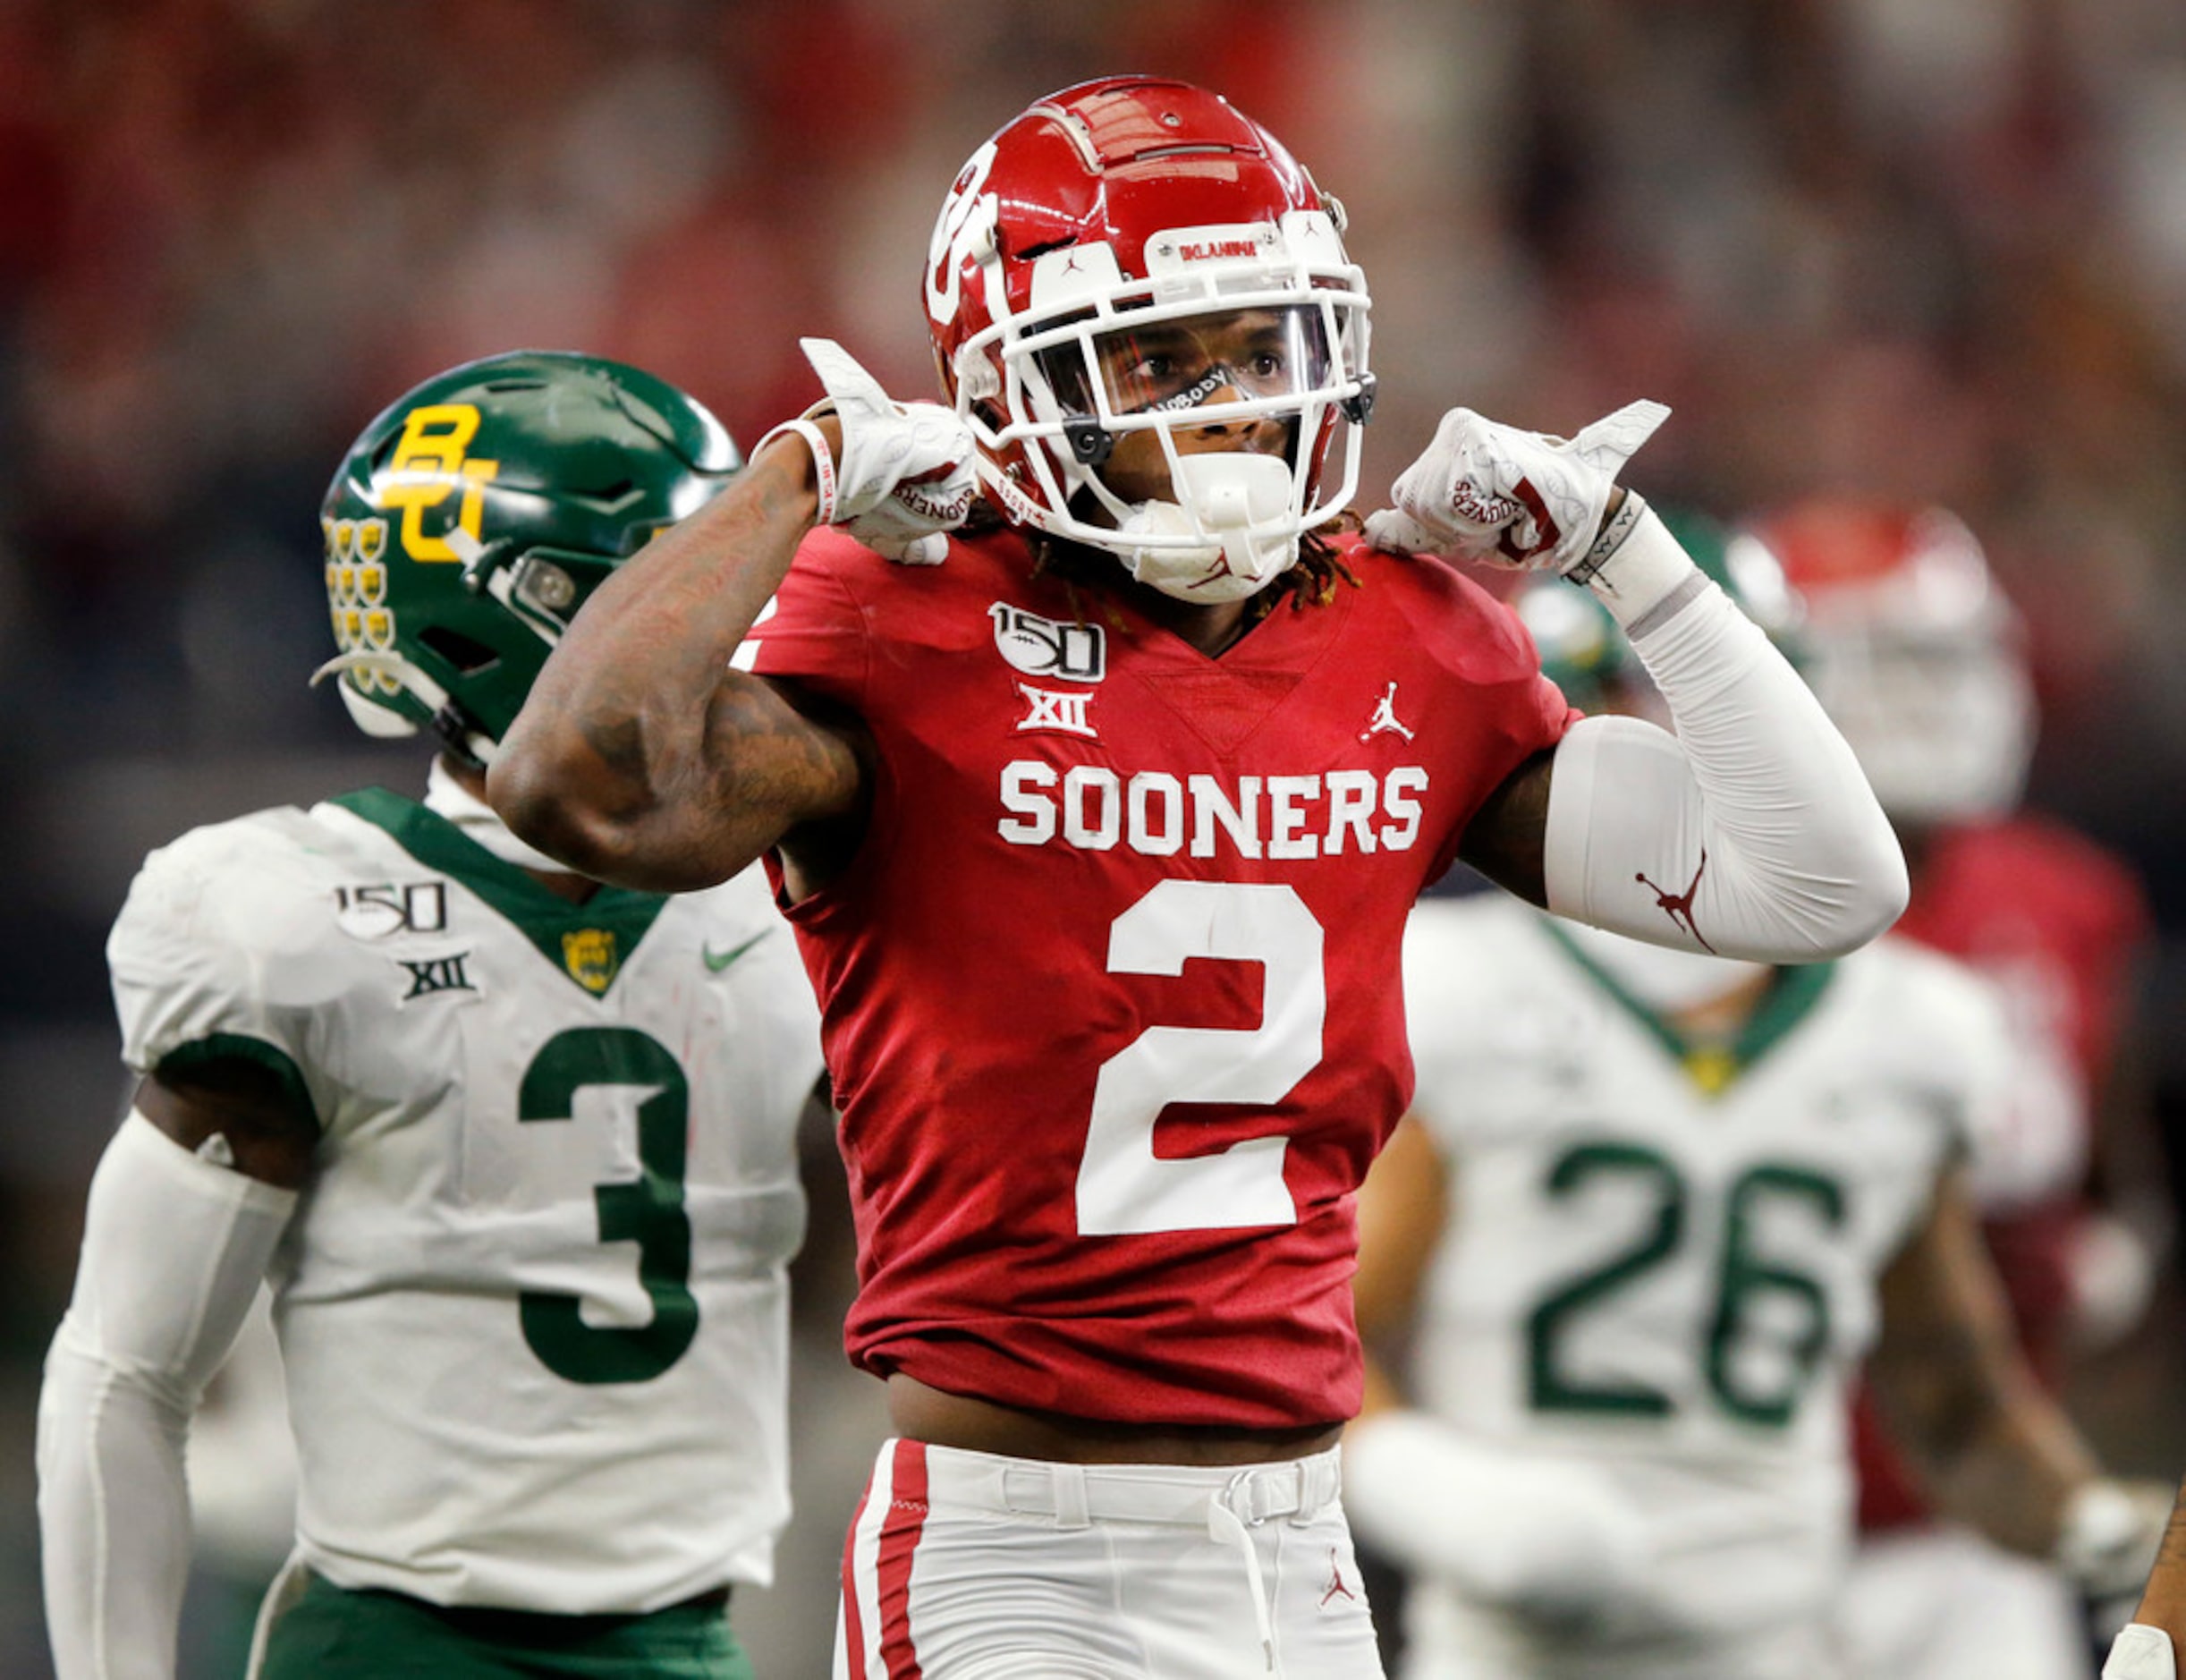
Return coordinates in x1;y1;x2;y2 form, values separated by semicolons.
315;351;741;762
1515;505;1806;715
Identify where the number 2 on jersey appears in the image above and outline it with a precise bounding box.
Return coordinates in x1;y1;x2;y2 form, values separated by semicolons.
517;1027;699;1384
1076;880;1325;1235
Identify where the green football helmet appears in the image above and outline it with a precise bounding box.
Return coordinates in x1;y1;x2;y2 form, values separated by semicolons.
315;350;741;764
1515;505;1805;717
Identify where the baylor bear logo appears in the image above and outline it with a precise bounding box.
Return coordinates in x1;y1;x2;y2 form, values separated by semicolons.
561;928;620;995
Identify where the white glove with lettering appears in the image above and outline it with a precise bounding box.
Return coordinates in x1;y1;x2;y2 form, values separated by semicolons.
1363;400;1670;573
758;337;979;564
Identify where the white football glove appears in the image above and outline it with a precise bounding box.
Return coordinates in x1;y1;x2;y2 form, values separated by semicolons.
2062;1478;2177;1638
1343;1409;1648;1623
1363;400;1671;573
2106;1627;2178;1680
758;337;979;564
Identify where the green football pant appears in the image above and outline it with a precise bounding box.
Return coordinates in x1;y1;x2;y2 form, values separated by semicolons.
258;1571;753;1680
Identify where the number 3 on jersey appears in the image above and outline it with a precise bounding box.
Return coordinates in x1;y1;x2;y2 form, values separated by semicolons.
1076;880;1325;1235
518;1027;699;1384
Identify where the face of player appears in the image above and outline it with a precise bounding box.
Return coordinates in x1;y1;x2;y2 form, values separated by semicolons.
1041;306;1323;506
1094;308;1314;413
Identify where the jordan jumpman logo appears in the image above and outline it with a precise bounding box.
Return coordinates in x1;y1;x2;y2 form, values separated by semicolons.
1635;848;1716;954
1360;681;1416;742
1320;1548;1359;1607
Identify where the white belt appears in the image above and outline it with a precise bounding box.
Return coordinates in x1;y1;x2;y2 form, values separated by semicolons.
925;1443;1343;1531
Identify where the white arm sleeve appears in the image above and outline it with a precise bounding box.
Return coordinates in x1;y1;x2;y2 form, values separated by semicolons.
1343;1409;1647;1616
1543;505;1909;961
38;1112;297;1680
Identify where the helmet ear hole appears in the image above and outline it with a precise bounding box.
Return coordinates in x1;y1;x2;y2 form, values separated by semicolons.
417;624;501;675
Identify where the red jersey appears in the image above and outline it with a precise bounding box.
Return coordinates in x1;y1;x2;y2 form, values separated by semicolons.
1855;812;2151;1530
1894;816;2148;1101
749;528;1572;1429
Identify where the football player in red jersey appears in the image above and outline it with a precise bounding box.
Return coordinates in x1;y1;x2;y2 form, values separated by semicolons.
1756;497;2165;1679
491;78;1908;1677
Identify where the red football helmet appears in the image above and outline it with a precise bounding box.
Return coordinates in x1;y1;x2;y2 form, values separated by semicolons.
1748;498;2036;824
924;77;1374;601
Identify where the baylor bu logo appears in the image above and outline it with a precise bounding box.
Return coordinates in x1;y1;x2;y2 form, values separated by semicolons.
990;603;1105;683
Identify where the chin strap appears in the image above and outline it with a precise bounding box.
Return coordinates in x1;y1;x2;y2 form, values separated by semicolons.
309;649;496;766
428;704;496;772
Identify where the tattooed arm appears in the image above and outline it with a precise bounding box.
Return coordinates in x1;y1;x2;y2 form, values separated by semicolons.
489;428;868;897
1866;1166;2101;1555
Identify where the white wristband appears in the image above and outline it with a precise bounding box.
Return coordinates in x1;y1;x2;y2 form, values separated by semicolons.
1576;498;1701;630
752;416;838;526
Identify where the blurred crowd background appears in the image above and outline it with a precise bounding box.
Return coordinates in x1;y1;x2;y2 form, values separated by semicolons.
5;1;2186;1674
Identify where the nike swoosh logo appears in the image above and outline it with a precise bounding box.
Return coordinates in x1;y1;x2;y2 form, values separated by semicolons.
702;929;774;973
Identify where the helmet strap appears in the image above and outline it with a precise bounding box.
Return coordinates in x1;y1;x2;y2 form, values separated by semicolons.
430;701;496;771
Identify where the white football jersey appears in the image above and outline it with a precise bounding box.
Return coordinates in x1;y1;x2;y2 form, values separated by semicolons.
106;787;825;1614
1395;895;2013;1674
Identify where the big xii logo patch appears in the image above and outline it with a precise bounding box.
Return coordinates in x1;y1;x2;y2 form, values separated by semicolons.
400;952;475;1000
